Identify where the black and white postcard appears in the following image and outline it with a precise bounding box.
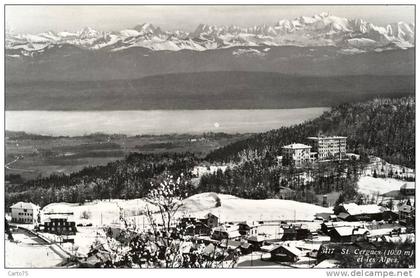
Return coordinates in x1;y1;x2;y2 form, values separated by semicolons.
2;2;416;274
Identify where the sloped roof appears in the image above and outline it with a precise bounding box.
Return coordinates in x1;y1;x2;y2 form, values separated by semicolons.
398;205;415;213
307;136;347;140
283;245;303;257
247;235;267;242
200;212;218;219
337;212;351;220
202;243;216;256
10;202;39;210
343;203;385;215
271;245;302;257
401;183;415;190
220;239;242;249
282;143;311;149
213;224;238;233
381;233;415;243
315;259;340;268
42;204;73;214
334;226;369;237
43;215;76;222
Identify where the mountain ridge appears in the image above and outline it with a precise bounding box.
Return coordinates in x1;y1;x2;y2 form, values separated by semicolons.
6;71;414;110
6;46;414;82
6;13;414;56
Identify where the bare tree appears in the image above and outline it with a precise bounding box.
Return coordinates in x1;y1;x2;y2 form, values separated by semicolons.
145;172;187;233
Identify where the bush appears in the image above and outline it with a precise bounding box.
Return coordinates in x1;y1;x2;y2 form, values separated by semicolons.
215;196;221;207
81;210;92;219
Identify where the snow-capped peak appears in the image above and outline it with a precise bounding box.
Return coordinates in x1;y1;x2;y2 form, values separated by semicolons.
78;27;100;39
133;23;162;35
5;13;415;55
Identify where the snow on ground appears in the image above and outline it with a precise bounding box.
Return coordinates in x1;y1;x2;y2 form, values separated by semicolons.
38;192;332;257
42;198;153;226
6;231;63;268
236;251;292;268
179;193;332;222
42;193;331;226
357;176;407;196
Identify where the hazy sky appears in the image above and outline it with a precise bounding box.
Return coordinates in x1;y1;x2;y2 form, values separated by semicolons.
6;5;415;34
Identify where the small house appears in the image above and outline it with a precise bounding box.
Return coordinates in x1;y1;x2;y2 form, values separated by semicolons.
200;213;219;229
238;221;259;236
334;203;386;221
43;215;77;235
400;183;415;196
10;202;40;224
329;226;369;242
398;203;415;226
266;245;303;263
220;239;251;254
211;225;241;240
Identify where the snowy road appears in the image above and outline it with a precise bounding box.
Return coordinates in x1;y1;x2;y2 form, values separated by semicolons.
5;229;64;268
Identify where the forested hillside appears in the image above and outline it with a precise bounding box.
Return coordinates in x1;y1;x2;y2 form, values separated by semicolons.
207;97;415;169
6;97;415;207
6;153;199;208
6;72;413;110
198;97;414;201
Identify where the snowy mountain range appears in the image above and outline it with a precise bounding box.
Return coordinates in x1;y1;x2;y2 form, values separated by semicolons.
6;13;415;57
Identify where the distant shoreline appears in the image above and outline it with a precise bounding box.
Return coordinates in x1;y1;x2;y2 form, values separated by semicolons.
6;108;329;137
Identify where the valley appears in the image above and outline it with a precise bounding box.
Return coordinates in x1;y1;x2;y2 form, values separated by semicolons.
5;131;249;180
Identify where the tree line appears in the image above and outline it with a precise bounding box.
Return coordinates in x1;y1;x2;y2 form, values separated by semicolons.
206;97;415;169
6;153;199;208
6;96;414;208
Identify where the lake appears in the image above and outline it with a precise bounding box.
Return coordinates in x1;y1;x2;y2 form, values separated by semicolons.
6;108;329;136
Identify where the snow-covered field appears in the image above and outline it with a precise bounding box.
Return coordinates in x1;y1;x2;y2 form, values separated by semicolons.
38;193;332;257
5;231;63;268
357;176;408;196
42;198;152;226
42;192;332;227
180;193;332;222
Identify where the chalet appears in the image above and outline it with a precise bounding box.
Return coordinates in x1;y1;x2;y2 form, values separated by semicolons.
265;244;303;263
321;221;365;235
10;202;40;224
400;183;415;196
200;213;219;228
314;212;334;221
220;239;251;254
211;225;241;240
238;221;259;236
398;203;415;226
399;204;415;219
43;215;77;235
381;233;415;243
280;224;311;241
183;221;211;236
247;235;267;250
329;226;369;242
180;213;219;236
334;203;386;221
315;259;340;268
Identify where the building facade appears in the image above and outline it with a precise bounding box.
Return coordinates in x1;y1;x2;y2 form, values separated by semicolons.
307;136;347;161
281;143;315;167
10;202;40;224
43;216;77;235
192;165;228;178
400;183;415;196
